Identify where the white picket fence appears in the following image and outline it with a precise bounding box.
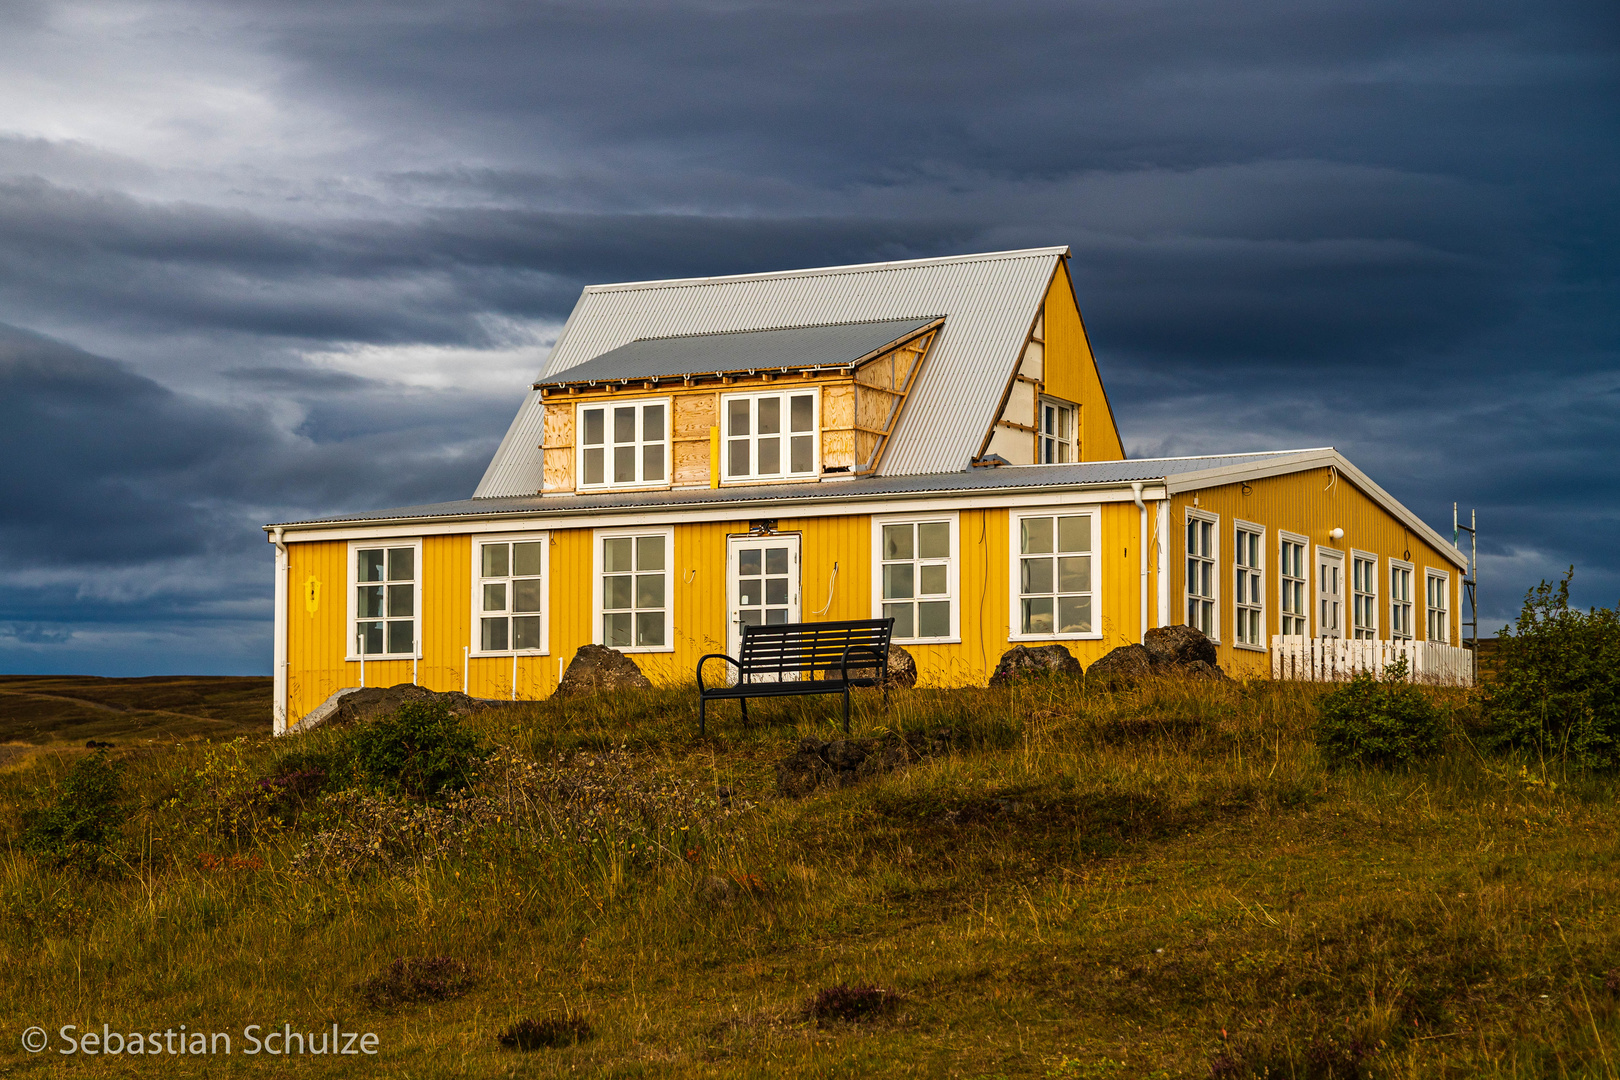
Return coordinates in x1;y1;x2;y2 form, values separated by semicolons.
1270;636;1474;687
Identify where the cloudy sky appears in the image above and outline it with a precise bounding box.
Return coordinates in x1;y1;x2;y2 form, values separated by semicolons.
1;0;1615;675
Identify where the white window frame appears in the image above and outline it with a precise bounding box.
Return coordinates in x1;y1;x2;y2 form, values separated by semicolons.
1425;568;1451;644
1037;396;1078;464
870;512;961;644
720;388;820;484
1351;550;1379;640
345;538;423;661
469;532;551;658
1278;530;1310;637
1007;507;1103;641
592;527;675;654
575;397;672;491
1233;520;1265;651
1389;558;1415;640
1184;508;1219;643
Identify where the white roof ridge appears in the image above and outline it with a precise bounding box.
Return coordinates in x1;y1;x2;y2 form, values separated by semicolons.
581;246;1071;294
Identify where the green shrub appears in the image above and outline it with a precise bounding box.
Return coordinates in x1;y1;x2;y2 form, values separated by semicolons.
1483;569;1620;769
21;751;127;872
348;700;485;800
1315;657;1443;768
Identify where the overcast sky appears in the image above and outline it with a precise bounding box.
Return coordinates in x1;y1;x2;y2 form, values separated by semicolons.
2;0;1616;675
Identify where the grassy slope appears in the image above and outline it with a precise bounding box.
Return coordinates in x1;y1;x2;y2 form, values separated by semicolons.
1;678;1617;1079
0;675;271;747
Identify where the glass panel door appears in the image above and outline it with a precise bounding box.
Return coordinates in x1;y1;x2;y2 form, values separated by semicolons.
1316;548;1344;640
726;534;801;681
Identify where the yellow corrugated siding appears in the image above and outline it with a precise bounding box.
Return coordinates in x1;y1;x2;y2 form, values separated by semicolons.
286;539;347;720
1042;268;1124;462
1169;469;1463;676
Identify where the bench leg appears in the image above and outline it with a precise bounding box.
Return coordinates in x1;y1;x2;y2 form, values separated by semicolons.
843;686;851;735
698;697;705;738
740;697;749;726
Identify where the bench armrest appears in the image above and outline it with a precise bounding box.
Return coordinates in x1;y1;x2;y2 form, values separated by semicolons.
838;643;888;682
696;652;742;693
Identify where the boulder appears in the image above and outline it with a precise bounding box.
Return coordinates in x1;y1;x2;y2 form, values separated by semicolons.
1086;643;1155;685
552;644;653;698
289;684;496;734
832;644;918;688
988;644;1083;687
1144;625;1219;669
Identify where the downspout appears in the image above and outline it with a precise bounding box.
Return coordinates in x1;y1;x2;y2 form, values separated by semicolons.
1131;483;1148;644
270;527;289;736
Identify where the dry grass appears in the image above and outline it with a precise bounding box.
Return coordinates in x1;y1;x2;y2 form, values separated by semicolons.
1;675;1617;1078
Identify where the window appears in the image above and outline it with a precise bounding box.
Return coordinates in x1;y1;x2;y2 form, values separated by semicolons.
351;542;418;658
1234;522;1264;649
577;399;668;489
1185;511;1217;640
722;390;818;481
1389;560;1414;640
873;515;958;642
1351;552;1378;639
1279;532;1308;636
1011;511;1096;638
596;530;670;651
473;535;548;655
1426;570;1450;643
1038;398;1077;463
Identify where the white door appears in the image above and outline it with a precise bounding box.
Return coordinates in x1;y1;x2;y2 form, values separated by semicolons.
1316;548;1344;639
726;534;801;673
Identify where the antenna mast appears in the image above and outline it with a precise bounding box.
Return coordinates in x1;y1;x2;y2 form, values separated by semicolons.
1454;504;1478;684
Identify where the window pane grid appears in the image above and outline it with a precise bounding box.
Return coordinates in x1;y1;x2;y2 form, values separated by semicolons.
1186;516;1216;639
723;391;817;481
1426;573;1449;643
479;540;545;653
1235;526;1263;646
579;402;668;489
356;546;415;657
602;534;668;649
1352;556;1377;640
1279;539;1307;636
1390;566;1413;639
1018;514;1092;636
882;520;953;640
1038;398;1076;464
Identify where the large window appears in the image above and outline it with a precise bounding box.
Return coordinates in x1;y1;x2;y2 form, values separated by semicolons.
1234;522;1264;648
1038;398;1076;463
577;399;669;489
351;542;418;658
1011;511;1096;638
1279;532;1308;636
873;515;958;642
1390;560;1414;640
1186;511;1217;640
722;390;818;482
1426;570;1450;643
1352;552;1378;640
474;535;548;655
597;530;670;651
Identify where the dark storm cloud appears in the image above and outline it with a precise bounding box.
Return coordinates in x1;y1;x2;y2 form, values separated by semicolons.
0;0;1615;671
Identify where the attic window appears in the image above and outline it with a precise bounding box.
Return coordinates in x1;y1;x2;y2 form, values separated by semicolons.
721;390;818;482
1038;397;1076;463
577;399;670;490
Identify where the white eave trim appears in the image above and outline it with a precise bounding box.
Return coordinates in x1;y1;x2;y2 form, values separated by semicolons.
1166;449;1467;570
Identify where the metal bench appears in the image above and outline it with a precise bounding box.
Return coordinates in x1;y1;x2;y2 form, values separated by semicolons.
696;617;894;736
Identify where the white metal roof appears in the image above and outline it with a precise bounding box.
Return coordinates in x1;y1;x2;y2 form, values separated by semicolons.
474;247;1067;497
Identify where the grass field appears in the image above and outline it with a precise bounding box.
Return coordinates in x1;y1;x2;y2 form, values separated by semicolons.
0;675;270;747
1;674;1617;1078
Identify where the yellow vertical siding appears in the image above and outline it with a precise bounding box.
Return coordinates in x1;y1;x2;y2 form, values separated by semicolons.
1042;267;1125;462
1168;469;1465;676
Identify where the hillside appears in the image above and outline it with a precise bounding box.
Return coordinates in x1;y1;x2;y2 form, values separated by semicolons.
0;675;271;747
2;677;1616;1078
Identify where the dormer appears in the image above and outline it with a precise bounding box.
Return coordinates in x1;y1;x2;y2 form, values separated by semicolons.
533;318;942;494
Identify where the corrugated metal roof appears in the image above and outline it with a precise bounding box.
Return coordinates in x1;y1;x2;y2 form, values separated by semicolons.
474;247;1066;497
536;317;939;386
281;451;1311;528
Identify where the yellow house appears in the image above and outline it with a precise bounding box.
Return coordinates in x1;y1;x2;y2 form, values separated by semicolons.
264;247;1470;732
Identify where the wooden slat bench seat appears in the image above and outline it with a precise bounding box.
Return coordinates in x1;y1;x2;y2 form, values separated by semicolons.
696;617;894;736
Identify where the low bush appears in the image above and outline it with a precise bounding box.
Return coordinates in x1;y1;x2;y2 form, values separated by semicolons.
1483;570;1620;769
803;983;900;1024
497;1014;593;1050
1315;657;1443;768
348;700;486;800
358;957;475;1008
21;751;126;873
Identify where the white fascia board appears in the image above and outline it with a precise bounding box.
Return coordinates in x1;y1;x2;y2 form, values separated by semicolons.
266;482;1169;545
1168;449;1467;569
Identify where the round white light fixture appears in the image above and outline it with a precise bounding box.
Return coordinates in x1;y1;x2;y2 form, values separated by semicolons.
1329;528;1344;541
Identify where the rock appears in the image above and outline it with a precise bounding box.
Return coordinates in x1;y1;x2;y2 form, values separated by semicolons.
988;644;1083;687
552;644;653;698
1179;659;1226;679
826;644;918;688
1144;625;1219;669
1086;644;1155;685
289;684;497;733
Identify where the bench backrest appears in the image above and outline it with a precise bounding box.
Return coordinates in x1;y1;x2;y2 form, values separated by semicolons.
737;618;893;681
